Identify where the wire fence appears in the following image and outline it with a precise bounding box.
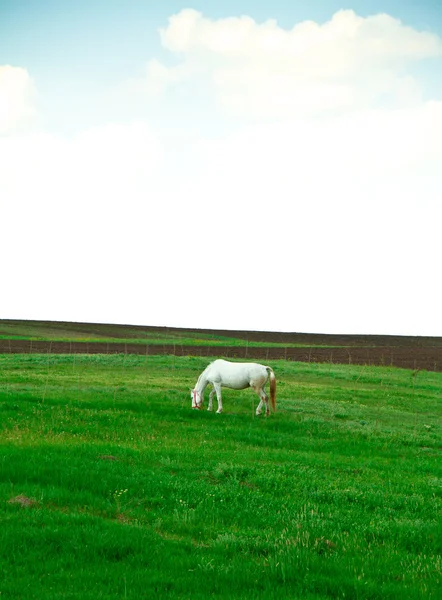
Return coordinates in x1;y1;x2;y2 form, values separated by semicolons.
0;339;440;372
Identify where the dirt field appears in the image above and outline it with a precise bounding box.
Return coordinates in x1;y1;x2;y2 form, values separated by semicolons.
1;323;442;372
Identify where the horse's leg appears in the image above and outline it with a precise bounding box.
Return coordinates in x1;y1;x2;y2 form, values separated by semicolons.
213;382;223;413
208;387;215;411
262;389;270;416
254;386;269;416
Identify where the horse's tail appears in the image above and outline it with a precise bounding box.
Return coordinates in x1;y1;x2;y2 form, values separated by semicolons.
266;367;276;412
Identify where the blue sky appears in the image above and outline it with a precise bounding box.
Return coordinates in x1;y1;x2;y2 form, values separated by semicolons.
1;1;442;335
2;0;442;130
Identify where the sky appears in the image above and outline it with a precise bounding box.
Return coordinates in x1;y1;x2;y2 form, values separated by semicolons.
1;0;441;336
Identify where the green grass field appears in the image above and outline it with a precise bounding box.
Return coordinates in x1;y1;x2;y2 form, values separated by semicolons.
1;353;441;599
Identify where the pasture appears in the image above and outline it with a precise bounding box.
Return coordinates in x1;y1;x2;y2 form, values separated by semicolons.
0;352;441;599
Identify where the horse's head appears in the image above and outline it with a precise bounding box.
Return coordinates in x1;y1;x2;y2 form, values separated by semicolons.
191;389;202;409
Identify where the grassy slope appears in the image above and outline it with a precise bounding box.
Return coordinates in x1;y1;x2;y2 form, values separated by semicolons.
0;320;244;346
0;320;296;347
0;353;441;599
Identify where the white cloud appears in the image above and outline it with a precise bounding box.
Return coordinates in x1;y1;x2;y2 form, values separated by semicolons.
0;121;165;278
146;8;442;117
142;9;442;186
0;119;173;324
159;8;441;62
0;65;38;134
0;121;163;203
195;100;442;180
142;58;192;98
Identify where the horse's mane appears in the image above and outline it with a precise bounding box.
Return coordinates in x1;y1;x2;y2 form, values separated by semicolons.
196;360;217;386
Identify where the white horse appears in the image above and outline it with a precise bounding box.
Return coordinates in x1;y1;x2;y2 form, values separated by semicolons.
191;359;276;415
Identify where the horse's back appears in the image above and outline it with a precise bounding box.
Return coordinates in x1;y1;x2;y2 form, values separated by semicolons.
207;359;268;389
